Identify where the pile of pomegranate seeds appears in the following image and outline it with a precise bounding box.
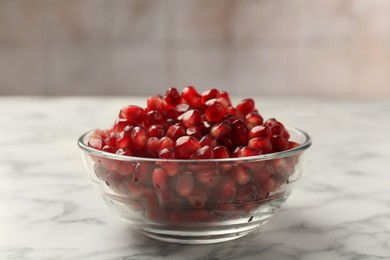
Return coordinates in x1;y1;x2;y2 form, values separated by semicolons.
88;87;302;223
89;87;298;159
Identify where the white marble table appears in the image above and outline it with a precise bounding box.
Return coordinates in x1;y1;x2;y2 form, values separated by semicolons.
1;97;390;260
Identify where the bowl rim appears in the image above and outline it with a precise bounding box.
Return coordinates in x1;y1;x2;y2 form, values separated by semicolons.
78;126;312;163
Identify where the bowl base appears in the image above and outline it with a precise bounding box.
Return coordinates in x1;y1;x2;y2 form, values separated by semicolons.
132;219;269;244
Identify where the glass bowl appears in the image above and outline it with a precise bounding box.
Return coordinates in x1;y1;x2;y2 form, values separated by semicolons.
78;126;311;244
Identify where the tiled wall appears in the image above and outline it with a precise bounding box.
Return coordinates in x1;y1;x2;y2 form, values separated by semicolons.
1;0;390;98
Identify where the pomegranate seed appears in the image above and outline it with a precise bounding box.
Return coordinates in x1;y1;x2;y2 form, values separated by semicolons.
248;137;273;154
122;179;143;199
165;87;181;107
245;112;264;128
175;172;194;197
238;146;260;157
88;137;103;150
289;141;300;149
104;132;117;148
220;91;232;106
200;134;218;148
113;118;131;132
205;101;225;122
215;97;230;108
186;126;202;140
236;184;257;203
147;95;167;113
158;136;175;151
196;168;219;187
178;109;201;128
166;125;186;141
231;146;242;158
162;118;178;130
175;103;190;114
230;166;250;185
248;125;272;139
120;105;144;125
190;145;215;160
148;125;165;138
215;178;236;204
90;129;107;139
116;161;136;176
144;110;162;128
182;86;202;108
187;188;208;208
220;137;234;150
152;168;169;190
116;129;132;150
175;136;200;159
270;135;289;152
236;98;255;115
146;137;160;158
158;147;180;176
226;107;244;120
201;88;220;104
210;120;232;140
231;119;249;145
213;146;230;158
131;126;149;151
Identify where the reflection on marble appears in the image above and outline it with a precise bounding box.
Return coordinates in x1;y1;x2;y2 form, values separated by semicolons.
1;97;390;260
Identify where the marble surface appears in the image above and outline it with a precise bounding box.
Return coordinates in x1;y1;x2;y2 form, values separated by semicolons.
1;97;390;260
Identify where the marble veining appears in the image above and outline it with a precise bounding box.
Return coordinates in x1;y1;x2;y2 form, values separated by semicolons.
1;97;390;260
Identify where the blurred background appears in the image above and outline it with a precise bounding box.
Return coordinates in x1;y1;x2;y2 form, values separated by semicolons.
0;0;389;98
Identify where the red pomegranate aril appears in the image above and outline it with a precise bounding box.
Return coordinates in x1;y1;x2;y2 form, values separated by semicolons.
165;87;181;107
144;110;163;128
182;86;202;108
230;166;250;185
147;95;167;113
220;137;234;150
213;146;230;159
190;145;215;160
187;188;208;208
113;118;131;132
175;172;194;197
231;119;249;146
245;112;264;128
270;135;289;152
215;178;236;204
249;125;272;139
271;124;285;136
236;98;255;115
201;88;220;105
152;168;169;190
120;105;144;125
238;146;261;157
216;97;230;108
175;136;200;159
196;168;219;187
220;91;232;106
146;137;160;158
200;134;217;148
179;109;201;128
186;126;202;140
265;118;282;128
148;125;165;138
289;141;300;149
162;118;178;130
104;132;117;148
131;126;149;151
88;137;103;150
231;146;242;158
91;129;107;139
166;125;186;141
236;184;257;203
122;179;143;199
116;129;132;150
116;161;136;176
210;120;232;140
205;101;225;122
157;147;180;176
175;103;190;114
158;136;175;151
248;137;273;154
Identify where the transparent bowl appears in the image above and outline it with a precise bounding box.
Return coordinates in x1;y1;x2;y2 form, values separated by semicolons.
78;127;311;244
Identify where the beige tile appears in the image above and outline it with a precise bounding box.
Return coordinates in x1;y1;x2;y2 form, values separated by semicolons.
350;0;390;49
173;47;229;92
297;0;352;47
174;0;233;43
0;0;44;46
45;0;106;46
232;0;298;46
352;49;390;98
110;0;167;44
295;48;353;97
230;47;296;96
0;48;45;95
47;47;107;95
109;47;167;95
